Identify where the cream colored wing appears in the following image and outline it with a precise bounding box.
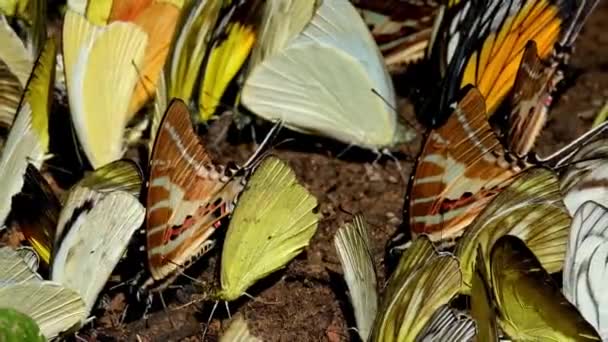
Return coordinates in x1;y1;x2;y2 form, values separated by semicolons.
63;10;147;168
220;313;262;342
334;215;377;341
51;187;144;315
0;246;86;339
0;246;41;283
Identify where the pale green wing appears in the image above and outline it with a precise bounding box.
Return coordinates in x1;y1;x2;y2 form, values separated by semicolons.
0;246;41;283
76;159;143;196
167;0;222;100
490;235;600;341
563;201;608;339
0;308;45;342
416;305;476;342
334;215;377;341
0;282;86;339
455;168;570;293
51;187;145;315
371;236;462;342
0;37;55;228
219;156;319;301
242;0;409;149
220;314;262;342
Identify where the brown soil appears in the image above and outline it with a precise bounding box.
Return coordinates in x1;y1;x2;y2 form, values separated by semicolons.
25;2;608;341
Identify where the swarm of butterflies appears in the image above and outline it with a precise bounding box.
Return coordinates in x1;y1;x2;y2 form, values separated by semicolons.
0;0;607;340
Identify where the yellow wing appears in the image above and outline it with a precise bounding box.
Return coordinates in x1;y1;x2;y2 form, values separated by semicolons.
199;0;262;121
63;10;148;168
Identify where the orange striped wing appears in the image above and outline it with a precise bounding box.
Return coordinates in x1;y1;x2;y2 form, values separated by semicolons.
420;0;595;127
408;87;522;242
146;99;243;282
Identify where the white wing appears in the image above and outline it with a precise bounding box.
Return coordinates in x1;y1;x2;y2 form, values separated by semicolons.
564;161;608;217
334;215;377;341
220;314;262;342
242;0;398;149
51;187;145;315
563;201;608;339
0;246;41;283
416;305;476;342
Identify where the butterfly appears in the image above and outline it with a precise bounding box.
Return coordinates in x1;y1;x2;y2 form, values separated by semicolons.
334;215;377;341
241;0;415;150
11;159;143;270
0;246;86;339
372;236;462;341
406;82;608;245
220;313;262;342
144;99;250;289
455;167;571;292
50;167;145;316
352;0;440;72
417;0;600;127
62;8;147;168
563;201;608;339
107;0;183;118
0;37;54;228
166;0;261;122
475;235;600;340
199;0;263;121
218;156;319;301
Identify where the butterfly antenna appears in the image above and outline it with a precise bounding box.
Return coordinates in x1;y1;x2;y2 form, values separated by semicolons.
120;304;129;325
336;143;354;159
371;88;417;130
202;300;220;339
225;301;231;319
159;291;176;328
242;120;283;170
243;292;280;305
131;59;155;101
382;148;408;184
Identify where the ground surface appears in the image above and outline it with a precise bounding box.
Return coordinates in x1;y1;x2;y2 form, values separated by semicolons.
72;3;608;341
